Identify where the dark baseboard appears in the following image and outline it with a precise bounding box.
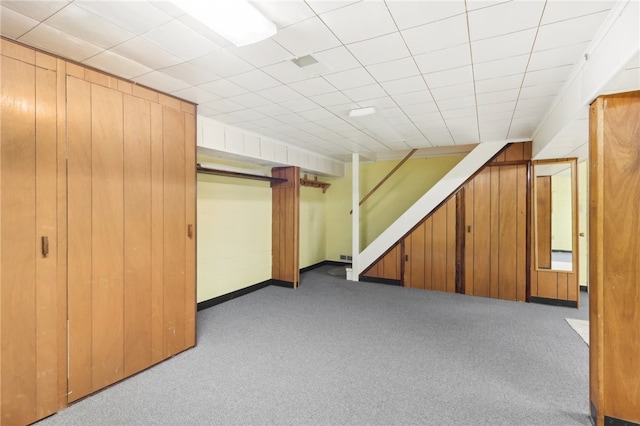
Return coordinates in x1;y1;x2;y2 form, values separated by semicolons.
530;296;578;308
271;279;295;288
197;280;272;311
300;260;350;274
580;285;588;293
604;416;640;426
359;276;402;286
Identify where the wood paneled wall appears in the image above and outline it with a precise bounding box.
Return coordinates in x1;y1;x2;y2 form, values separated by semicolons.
535;176;552;269
0;38;196;423
589;91;640;426
272;167;300;288
404;196;457;292
362;142;530;304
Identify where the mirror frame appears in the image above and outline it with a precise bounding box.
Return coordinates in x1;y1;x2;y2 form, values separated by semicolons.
532;158;579;273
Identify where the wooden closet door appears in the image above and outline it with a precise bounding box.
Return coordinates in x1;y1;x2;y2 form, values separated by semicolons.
1;55;59;425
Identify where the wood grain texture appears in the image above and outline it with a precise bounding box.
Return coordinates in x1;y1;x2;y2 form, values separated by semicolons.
464;180;475;295
424;217;433;290
498;166;518;301
516;164;527;302
536;176;552;269
35;65;59;420
123;94;152;377
163;106;186;356
91;83;125;390
600;92;640;423
473;169;491;297
272;167;300;287
446;197;456;293
150;102;165;364
183;113;197;349
409;222;425;288
431;207;447;292
1;55;38;425
489;167;500;298
66;76;93;402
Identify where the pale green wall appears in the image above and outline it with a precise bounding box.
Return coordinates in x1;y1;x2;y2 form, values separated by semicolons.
551;174;573;251
578;161;588;287
324;155;465;261
197;173;272;302
300;185;326;268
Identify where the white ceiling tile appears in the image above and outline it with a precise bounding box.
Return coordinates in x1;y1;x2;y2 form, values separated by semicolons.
132;71;190;93
475;74;524;95
431;82;475;101
320;1;396;44
39;4;135;49
253;0;316;28
160;62;219;86
201;99;244;114
380;76;427;95
323;68;376;90
176;14;232;48
74;1;173;35
347;33;410;66
298;108;335;121
386;0;465;31
512;106;547;120
197;105;222;117
198;79;248;98
366;57;420;82
227;69;281;92
171;86;219;104
19;24;102;62
256;85;303;103
402;14;469;56
343;84;387;102
2;1;68;21
478;111;513;123
471;29;536;63
423;65;473;89
519;81;565;100
476;100;517;114
414;44;471;74
311;91;354;107
141;20;220;61
254;103;291;117
523;65;573;86
468;1;545;41
476;89;519;106
534;11;610;52
541;1;615;25
437;96;476;111
513;96;555;111
450;130;480;145
289;77;337;97
441;107;478;120
276;113;308;125
0;7;40;40
393;90;434;106
230;39;293;68
305;0;361;15
312;46;360;73
358;96;397;110
190;49;254;78
111;37;183;69
262;61;310;84
272;17;341;57
507;118;537;138
473;55;529;80
423;131;455;146
83;50;153;79
466;1;512;12
528;42;589;72
280;97;320;113
227;93;271;109
226;109;267;123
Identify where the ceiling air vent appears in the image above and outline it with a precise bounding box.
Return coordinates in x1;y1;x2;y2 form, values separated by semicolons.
290;55;330;76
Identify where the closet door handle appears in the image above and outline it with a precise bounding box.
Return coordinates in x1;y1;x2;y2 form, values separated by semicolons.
41;236;49;257
187;224;193;239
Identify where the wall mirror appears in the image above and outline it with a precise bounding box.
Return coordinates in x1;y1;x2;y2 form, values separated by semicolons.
533;159;578;272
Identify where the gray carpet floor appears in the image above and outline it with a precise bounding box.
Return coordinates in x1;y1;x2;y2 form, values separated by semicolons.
38;265;590;426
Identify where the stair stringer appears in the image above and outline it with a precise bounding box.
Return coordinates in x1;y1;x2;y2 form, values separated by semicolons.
357;141;509;275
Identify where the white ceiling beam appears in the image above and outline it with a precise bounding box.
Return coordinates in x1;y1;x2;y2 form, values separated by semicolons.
532;0;640;159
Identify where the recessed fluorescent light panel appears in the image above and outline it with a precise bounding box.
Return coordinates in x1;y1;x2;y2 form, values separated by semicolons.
349;107;376;118
173;0;277;47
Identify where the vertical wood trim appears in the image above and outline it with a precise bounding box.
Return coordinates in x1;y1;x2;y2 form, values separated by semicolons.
536;176;553;269
464;180;474;295
516;164;527;302
1;55;37;425
66;76;93;402
162;106;186;356
35;65;59;419
55;58;68;410
456;189;465;294
184;113;197;349
150;102;164;364
90;83;124;390
525;161;532;302
271;167;300;287
446;197;456;293
123;94;152;377
490;167;500;298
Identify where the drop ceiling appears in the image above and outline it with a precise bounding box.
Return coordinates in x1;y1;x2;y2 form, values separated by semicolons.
1;0;635;162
